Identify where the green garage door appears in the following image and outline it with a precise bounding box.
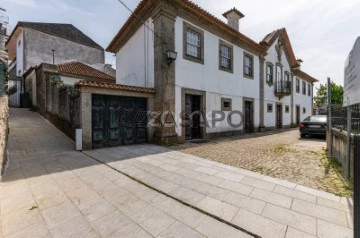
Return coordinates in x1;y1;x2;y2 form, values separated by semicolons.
92;94;148;148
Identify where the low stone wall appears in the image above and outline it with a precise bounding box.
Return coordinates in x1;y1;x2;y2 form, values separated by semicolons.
43;86;80;141
327;128;355;177
28;66;81;142
0;95;9;178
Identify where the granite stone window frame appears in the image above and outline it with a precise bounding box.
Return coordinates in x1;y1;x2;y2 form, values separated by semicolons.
221;97;232;111
243;52;254;79
183;22;204;64
267;103;273;113
303;107;306;114
266;62;274;86
219;40;233;73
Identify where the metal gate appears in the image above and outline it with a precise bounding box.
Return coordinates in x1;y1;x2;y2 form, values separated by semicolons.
8;76;22;107
92;94;148;148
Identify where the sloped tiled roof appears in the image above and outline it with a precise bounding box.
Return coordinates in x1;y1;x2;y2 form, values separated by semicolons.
7;22;103;50
260;28;299;68
106;0;264;53
294;70;318;83
260;28;318;82
57;62;115;81
75;80;155;93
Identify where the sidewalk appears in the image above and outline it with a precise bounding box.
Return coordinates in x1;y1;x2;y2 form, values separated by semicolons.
0;108;354;238
0;109;251;238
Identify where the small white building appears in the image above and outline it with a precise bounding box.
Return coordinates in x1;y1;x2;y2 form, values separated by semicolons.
105;0;317;144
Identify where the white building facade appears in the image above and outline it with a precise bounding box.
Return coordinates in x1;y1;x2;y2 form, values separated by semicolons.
107;0;317;144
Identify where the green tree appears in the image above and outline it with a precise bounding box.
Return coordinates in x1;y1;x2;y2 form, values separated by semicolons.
314;81;343;106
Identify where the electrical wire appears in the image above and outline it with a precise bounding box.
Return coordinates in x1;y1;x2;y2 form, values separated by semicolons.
116;0;163;42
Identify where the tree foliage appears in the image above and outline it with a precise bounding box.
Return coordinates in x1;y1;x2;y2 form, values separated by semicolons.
314;81;343;106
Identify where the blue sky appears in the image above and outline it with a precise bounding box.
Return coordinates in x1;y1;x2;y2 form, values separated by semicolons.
2;0;360;87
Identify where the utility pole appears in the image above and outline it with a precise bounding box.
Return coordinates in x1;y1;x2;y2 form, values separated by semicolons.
51;49;55;64
327;77;333;156
354;135;360;238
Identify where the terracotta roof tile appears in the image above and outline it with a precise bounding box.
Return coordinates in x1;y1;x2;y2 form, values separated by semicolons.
57;61;115;81
75;80;155;93
260;28;299;68
260;28;318;83
106;0;265;53
7;22;103;50
294;70;318;83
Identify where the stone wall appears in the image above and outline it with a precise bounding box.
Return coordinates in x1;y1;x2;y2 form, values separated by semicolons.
0;95;9;178
24;28;105;69
33;65;80;141
327;128;355;177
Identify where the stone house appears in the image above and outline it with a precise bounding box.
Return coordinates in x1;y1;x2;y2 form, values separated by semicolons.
102;0;317;146
5;22;109;107
23;60;154;149
23;61;118;140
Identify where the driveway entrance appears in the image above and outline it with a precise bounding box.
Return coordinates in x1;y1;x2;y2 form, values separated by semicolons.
92;94;148;148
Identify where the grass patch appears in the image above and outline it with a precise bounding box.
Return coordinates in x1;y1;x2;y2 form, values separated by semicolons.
318;152;353;197
270;144;293;154
29;205;38;211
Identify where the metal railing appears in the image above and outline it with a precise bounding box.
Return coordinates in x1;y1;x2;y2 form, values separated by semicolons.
275;80;291;94
330;104;360;134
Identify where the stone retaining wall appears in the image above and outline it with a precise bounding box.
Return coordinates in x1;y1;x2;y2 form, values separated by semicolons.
327;128;355;177
0;96;9;178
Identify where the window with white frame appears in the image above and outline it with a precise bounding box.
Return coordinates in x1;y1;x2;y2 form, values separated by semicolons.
221;46;231;68
183;22;204;64
284;72;291;91
302;81;306;95
219;40;233;72
296;78;300;93
276;65;282;81
266;64;273;84
244;53;254;78
186;30;201;58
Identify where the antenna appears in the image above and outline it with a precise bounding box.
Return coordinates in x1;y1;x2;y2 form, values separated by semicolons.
52;49;55;64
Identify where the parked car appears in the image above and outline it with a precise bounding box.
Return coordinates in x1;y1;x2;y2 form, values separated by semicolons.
299;115;327;138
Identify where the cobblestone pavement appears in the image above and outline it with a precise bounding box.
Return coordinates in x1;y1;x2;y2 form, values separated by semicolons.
172;130;351;196
0;109;354;238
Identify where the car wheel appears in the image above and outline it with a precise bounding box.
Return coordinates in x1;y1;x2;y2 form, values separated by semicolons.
300;134;306;138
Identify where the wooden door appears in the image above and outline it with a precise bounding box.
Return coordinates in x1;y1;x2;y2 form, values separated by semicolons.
244;101;253;133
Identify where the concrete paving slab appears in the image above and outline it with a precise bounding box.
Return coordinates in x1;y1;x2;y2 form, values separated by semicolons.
1;109;354;238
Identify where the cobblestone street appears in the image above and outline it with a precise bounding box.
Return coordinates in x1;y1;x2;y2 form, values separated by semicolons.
173;130;351;196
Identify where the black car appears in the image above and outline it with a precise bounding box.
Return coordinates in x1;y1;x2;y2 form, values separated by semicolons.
299;115;327;138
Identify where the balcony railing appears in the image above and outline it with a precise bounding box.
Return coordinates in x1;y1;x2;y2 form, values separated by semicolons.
275;79;291;98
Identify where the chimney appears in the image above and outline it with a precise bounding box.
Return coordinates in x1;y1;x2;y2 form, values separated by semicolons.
222;8;245;31
296;59;303;70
